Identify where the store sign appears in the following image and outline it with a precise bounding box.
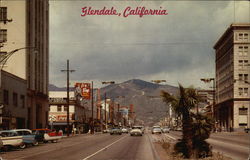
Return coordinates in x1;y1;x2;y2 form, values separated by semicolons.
75;83;91;99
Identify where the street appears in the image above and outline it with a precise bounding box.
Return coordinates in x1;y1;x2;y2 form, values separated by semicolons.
0;131;249;160
164;131;250;160
0;133;160;160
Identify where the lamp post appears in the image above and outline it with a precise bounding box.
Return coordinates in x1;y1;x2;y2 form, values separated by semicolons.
101;81;115;129
61;60;75;137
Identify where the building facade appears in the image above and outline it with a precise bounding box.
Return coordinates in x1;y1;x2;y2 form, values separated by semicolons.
0;70;27;129
0;0;49;129
49;91;88;133
214;23;250;131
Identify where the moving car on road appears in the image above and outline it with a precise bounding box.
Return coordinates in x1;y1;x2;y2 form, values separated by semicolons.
121;128;129;133
162;127;170;133
110;128;122;135
152;127;162;134
0;130;25;150
130;126;143;136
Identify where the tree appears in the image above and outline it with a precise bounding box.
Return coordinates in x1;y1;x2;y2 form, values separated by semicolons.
161;84;213;158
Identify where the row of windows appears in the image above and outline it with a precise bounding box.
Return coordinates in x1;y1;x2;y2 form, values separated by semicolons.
238;33;249;41
3;90;25;108
238;60;249;67
50;105;68;112
239;74;248;81
239;107;248;115
238;46;248;56
238;88;248;96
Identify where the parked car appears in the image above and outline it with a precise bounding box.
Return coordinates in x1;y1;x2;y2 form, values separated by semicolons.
110;128;122;135
152;127;162;134
130;126;143;136
245;128;250;133
12;129;38;147
162;127;170;133
121;128;129;133
0;130;25;150
32;129;62;143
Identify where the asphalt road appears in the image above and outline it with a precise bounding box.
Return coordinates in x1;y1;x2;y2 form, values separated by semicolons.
165;131;250;160
0;133;160;160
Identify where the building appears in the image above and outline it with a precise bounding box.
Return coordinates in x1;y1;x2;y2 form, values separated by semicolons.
0;70;27;129
214;23;250;131
49;91;88;133
0;0;49;129
197;89;214;116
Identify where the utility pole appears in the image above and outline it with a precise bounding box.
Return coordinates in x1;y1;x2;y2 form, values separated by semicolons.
91;81;94;134
104;93;107;129
61;60;75;137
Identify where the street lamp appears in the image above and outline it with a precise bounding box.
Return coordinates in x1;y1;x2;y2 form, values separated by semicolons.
101;81;115;129
0;47;37;69
151;80;166;84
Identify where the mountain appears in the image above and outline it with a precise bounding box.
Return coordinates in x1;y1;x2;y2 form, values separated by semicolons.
49;84;74;91
100;79;178;126
49;79;179;126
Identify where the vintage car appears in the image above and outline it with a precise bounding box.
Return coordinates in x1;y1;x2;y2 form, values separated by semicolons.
32;129;62;143
110;127;122;135
130;126;143;136
0;130;25;150
12;129;38;147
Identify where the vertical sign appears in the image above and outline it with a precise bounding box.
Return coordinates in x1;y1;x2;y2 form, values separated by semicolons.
75;83;91;99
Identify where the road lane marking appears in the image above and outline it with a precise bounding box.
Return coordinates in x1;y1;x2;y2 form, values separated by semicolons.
164;134;177;140
147;134;161;160
82;135;128;160
15;134;110;160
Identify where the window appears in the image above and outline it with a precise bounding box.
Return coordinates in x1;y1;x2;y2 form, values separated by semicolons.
0;29;7;43
244;74;248;81
239;33;243;40
239;88;243;96
13;92;18;106
239;46;243;55
243;46;248;56
3;90;8;105
57;105;62;112
244;60;249;67
244;33;248;40
244;88;248;96
20;95;25;108
64;106;68;112
0;7;7;21
239;107;248;115
239;74;243;81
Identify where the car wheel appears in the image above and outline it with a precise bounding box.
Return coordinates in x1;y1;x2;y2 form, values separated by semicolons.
3;145;10;151
130;134;133;136
52;140;58;143
19;143;26;149
32;141;39;146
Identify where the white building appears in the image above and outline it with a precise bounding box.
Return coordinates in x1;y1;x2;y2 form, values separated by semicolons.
49;91;88;133
214;23;250;131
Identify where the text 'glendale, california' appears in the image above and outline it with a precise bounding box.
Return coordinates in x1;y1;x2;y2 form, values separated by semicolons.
81;6;168;18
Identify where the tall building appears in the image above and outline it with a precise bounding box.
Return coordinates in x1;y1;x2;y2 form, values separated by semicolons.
214;23;250;131
0;0;49;129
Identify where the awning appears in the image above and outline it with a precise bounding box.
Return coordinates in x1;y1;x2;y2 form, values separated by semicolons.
49;122;73;126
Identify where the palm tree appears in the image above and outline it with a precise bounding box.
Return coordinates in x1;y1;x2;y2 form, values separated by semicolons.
161;84;200;158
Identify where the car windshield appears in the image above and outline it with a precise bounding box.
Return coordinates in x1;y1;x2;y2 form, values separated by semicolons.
153;128;161;131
